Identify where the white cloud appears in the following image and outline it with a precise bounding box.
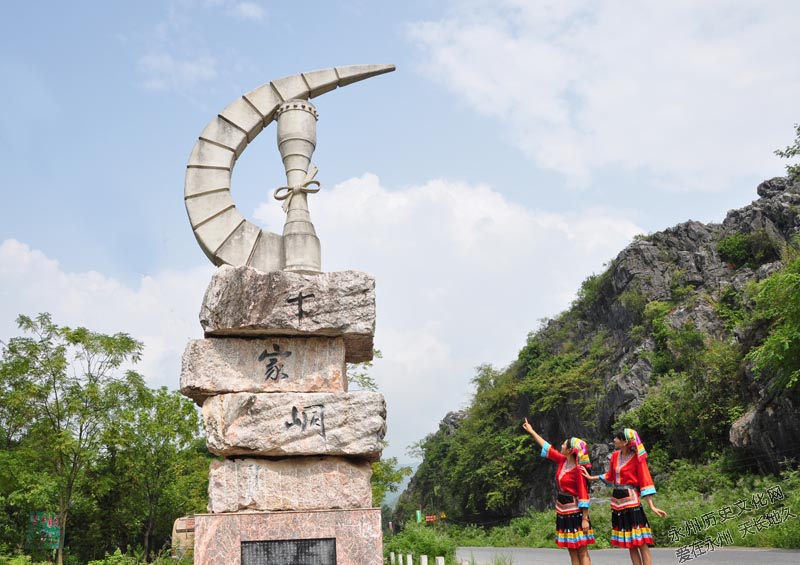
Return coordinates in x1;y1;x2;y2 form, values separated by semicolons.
229;2;265;21
134;0;265;92
255;174;642;457
137;52;218;92
0;239;213;389
203;0;265;20
407;0;800;191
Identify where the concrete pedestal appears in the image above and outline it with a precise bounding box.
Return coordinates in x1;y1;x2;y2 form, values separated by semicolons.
194;508;382;564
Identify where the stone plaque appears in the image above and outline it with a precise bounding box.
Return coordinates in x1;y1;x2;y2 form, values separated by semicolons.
241;538;336;565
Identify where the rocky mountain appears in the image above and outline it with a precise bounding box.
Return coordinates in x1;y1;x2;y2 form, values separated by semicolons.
585;176;799;460
395;176;800;522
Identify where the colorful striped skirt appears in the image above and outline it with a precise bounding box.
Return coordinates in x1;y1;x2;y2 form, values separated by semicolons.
610;488;654;547
555;493;595;549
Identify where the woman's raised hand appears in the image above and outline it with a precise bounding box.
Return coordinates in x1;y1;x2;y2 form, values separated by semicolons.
522;418;534;434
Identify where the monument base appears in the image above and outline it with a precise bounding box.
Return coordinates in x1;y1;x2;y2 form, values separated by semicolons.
193;508;382;565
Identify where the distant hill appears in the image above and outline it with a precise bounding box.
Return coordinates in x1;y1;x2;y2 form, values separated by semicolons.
395;176;800;524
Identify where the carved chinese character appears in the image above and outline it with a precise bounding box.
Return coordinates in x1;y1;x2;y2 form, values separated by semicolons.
258;344;292;381
304;403;326;439
287;291;314;320
284;404;326;439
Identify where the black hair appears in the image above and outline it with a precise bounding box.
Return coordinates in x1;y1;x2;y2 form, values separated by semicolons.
613;429;626;441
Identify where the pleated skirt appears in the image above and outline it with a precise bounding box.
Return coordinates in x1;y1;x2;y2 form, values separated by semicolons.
610;496;654;548
556;510;596;549
556;492;594;549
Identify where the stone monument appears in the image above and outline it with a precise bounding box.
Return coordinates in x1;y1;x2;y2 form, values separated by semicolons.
180;64;395;565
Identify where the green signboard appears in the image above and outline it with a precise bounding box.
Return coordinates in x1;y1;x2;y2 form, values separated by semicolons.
26;512;60;551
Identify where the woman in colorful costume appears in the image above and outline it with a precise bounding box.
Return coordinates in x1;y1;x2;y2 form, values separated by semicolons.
523;418;594;565
583;428;667;565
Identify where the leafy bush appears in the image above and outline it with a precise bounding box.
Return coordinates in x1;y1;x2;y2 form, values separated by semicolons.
619;333;744;460
571;268;614;314
87;548;138;565
0;555;42;565
717;229;781;269
448;524;490;547
717;233;750;268
747;257;800;391
384;523;456;562
82;547;184;565
716;286;747;331
520;352;602;420
619;286;648;324
651;463;800;549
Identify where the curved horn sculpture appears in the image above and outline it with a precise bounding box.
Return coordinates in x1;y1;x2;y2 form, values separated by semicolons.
184;64;395;273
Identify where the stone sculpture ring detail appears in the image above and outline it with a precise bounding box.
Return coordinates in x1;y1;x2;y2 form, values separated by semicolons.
183;64;395;274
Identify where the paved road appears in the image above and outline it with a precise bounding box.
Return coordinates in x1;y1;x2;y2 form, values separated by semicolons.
456;546;800;564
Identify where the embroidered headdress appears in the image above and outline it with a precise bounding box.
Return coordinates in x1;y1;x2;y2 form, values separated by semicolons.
624;428;647;458
569;437;591;467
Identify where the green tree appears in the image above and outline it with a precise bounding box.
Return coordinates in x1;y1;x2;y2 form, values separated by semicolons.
371;455;411;506
107;387;206;560
0;314;144;565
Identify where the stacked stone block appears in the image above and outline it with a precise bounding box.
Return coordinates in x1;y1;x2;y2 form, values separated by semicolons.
181;266;385;564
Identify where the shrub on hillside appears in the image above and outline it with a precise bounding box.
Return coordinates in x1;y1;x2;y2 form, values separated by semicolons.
717;229;781;269
384;522;456;563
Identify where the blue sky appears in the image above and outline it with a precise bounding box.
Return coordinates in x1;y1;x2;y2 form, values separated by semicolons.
1;0;799;462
